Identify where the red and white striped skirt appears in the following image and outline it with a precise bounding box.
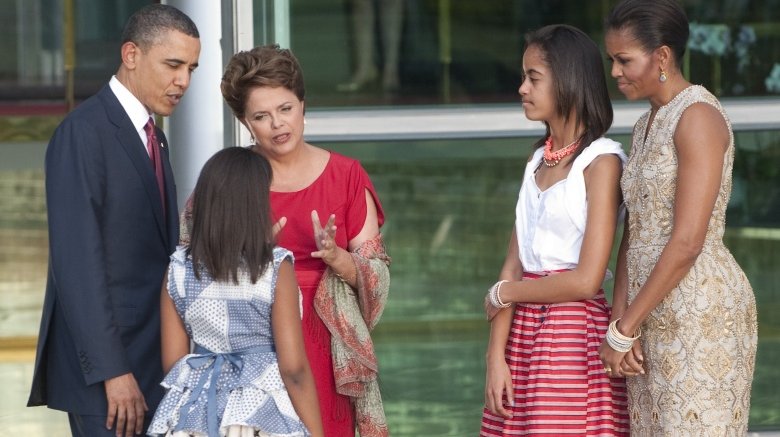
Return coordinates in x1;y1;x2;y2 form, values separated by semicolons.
480;272;630;436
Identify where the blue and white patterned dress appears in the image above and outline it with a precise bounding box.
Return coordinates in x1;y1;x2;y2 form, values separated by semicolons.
148;246;310;437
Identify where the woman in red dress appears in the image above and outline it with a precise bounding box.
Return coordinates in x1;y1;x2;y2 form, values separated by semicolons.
216;45;390;437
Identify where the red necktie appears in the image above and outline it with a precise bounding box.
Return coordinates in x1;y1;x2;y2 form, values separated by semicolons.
143;118;166;218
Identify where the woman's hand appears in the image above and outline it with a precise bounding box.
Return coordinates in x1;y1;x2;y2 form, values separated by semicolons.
484;290;506;321
273;216;287;238
484;356;514;418
618;339;644;377
484;280;514;321
599;338;629;378
311;211;338;264
484;292;500;321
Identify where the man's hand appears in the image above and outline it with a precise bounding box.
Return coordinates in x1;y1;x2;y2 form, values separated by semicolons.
104;373;148;437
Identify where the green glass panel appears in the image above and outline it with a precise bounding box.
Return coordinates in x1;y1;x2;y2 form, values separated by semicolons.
325;131;780;433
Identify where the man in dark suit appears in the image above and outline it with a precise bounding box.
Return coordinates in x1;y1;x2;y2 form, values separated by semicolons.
27;5;200;436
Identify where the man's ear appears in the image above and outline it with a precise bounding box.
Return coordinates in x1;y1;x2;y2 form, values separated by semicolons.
120;41;140;70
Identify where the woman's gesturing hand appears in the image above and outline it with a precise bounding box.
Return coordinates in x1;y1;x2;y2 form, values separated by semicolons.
273;216;287;238
311;211;338;264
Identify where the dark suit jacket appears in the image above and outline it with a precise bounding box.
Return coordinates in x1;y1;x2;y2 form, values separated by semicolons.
27;84;179;416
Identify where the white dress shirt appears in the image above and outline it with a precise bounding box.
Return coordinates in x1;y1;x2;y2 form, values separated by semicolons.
109;75;154;156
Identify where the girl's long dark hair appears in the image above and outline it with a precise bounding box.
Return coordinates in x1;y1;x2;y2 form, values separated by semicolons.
525;24;613;155
188;147;274;284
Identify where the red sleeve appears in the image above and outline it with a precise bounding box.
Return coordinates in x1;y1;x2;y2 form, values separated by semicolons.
345;158;384;241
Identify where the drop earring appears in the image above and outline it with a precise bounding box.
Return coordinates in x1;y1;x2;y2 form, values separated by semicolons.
659;69;668;83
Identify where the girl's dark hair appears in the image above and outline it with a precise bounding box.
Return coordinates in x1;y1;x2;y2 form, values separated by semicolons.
188;147;274;284
605;0;689;69
221;44;305;120
525;24;613;154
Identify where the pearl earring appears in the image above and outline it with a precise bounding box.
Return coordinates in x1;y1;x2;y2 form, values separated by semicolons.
659;69;668;83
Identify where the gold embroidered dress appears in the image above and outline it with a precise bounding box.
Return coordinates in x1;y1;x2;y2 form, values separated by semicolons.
622;85;757;436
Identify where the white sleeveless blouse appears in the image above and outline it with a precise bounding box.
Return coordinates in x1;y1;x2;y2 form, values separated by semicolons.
515;137;626;274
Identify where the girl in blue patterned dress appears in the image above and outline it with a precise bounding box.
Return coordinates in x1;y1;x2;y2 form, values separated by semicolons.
148;147;323;437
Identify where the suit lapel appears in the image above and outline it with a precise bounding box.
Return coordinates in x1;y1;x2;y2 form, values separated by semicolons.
99;86;169;247
158;130;179;251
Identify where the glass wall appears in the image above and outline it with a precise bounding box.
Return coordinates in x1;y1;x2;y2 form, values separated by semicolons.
327;132;780;433
0;0;145;340
0;0;148;103
2;0;779;104
278;0;780;106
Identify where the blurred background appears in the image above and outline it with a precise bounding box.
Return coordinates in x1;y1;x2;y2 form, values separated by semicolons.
1;0;779;435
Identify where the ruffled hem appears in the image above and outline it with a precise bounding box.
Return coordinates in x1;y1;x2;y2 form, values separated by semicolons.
158;425;302;437
149;358;309;437
148;384;309;436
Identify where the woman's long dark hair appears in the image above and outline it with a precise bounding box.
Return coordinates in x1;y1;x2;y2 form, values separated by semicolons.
525;24;613;155
188;147;275;284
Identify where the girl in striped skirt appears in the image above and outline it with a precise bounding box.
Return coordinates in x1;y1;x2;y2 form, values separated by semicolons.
480;24;630;436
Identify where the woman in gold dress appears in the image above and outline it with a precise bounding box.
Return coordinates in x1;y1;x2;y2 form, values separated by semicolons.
599;0;758;435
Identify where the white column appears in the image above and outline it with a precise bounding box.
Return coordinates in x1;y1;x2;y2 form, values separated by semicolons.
273;0;290;48
225;0;255;149
163;0;224;210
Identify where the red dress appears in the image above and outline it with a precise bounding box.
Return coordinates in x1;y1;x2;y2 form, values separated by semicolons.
270;152;384;437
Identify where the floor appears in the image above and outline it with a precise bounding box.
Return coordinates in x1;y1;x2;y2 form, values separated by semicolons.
0;349;70;436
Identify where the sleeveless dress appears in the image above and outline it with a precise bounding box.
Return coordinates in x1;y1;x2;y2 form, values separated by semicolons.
147;246;310;437
622;85;757;435
480;138;630;436
270;152;384;437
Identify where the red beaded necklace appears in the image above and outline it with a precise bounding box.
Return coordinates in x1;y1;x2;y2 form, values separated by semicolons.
543;136;581;167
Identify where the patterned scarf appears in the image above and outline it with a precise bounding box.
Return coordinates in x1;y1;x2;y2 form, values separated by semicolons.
314;234;391;437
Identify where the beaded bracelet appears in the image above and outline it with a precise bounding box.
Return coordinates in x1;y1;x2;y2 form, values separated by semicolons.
606;318;641;353
489;280;511;309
